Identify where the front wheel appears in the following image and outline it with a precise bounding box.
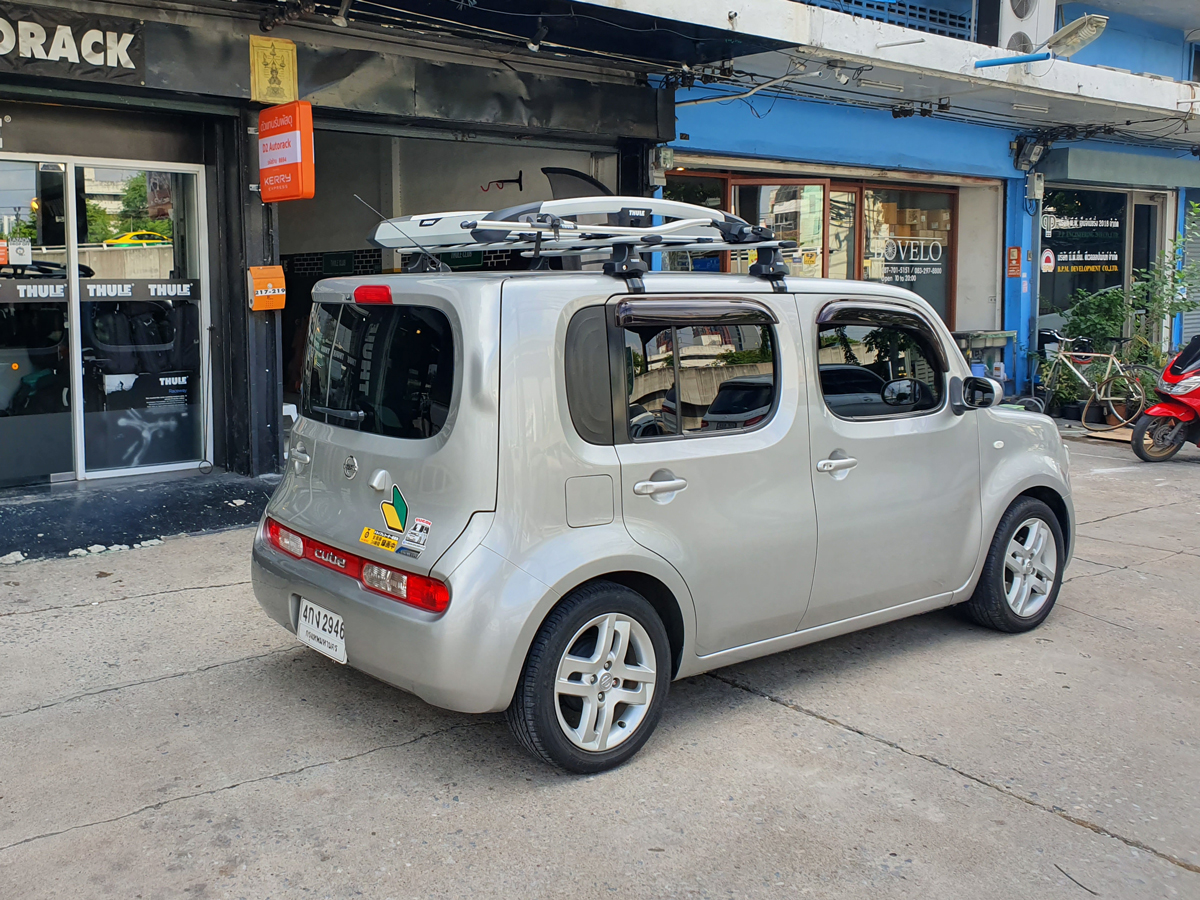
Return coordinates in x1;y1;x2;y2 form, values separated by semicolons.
965;497;1065;633
506;582;671;773
1131;413;1185;462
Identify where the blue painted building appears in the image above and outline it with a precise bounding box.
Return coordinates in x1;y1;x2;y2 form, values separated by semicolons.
625;0;1200;392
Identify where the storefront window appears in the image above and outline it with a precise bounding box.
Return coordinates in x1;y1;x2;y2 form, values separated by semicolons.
829;189;858;281
863;189;954;322
1038;189;1126;329
663;175;724;273
77;167;203;471
733;183;824;278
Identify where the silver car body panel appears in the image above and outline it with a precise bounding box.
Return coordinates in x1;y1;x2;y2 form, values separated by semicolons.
252;271;1074;714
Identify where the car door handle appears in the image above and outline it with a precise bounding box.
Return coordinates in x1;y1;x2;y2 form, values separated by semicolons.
291;449;311;465
633;477;688;496
816;457;857;474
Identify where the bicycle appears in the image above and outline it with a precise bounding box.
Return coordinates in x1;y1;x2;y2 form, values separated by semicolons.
1027;331;1159;431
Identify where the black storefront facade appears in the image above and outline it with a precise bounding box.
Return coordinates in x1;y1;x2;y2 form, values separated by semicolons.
0;0;672;489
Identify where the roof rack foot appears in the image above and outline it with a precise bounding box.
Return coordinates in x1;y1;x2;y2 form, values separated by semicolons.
603;243;648;294
749;247;790;292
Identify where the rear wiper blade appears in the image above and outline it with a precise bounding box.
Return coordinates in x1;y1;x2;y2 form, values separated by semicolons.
312;406;366;422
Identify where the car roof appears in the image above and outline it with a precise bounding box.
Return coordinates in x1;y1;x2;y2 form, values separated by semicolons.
311;271;930;309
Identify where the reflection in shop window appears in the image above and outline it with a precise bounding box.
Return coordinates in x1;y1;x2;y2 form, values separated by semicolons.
734;184;824;278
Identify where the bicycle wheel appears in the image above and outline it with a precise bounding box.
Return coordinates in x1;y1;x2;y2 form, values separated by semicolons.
1126;364;1162;400
1081;374;1145;431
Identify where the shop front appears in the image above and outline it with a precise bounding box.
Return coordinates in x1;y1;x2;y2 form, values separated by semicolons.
663;166;984;332
0;0;671;490
0;114;212;489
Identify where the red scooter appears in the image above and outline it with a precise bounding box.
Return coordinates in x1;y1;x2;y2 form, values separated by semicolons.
1132;334;1200;461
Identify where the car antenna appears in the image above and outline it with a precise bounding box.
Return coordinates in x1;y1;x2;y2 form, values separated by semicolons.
352;193;448;273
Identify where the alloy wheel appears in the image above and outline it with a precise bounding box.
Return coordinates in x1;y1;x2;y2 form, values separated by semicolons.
553;613;657;752
1003;517;1058;618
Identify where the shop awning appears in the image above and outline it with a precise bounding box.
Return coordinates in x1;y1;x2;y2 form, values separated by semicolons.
1038;148;1200;190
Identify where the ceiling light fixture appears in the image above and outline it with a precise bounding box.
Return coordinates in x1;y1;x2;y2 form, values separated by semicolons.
1012;103;1050;113
859;79;905;93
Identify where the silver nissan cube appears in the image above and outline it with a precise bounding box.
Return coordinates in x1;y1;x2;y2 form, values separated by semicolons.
252;198;1073;773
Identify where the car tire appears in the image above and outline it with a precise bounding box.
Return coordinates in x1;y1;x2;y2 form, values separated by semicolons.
965;497;1065;633
1131;414;1185;462
506;581;671;774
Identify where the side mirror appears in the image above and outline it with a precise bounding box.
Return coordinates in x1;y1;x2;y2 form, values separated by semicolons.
962;376;1003;410
881;377;922;407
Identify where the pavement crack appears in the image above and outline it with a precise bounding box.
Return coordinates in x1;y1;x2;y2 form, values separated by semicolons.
1076;498;1191;527
1054;863;1100;895
1057;604;1136;631
0;721;490;855
0;581;253;618
0;646;300;719
708;671;1200;876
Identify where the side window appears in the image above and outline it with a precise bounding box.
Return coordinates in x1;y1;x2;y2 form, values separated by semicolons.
816;310;944;419
623;322;776;439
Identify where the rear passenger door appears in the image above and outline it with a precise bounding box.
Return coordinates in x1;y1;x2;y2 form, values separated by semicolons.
612;296;817;655
801;299;982;628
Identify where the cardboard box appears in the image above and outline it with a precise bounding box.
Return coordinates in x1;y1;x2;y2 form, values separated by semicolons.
903;208;920;225
880;202;898;225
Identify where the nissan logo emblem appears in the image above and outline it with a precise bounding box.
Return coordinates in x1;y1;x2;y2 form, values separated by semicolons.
343;456;358;479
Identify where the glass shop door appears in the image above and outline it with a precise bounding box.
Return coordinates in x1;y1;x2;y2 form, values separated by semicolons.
0;160;76;487
74;164;207;475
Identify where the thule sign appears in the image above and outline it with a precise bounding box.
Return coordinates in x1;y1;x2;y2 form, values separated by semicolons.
0;4;143;82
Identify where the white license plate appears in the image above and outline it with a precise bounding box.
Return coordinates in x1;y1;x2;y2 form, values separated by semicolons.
297;598;346;664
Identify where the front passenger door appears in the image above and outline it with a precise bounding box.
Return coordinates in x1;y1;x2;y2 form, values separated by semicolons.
801;300;982;629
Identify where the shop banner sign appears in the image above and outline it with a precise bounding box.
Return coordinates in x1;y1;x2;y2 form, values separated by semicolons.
258;101;315;203
0;3;143;83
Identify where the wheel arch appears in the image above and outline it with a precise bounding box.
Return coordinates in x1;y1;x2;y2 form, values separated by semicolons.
1018;485;1071;550
573;571;686;678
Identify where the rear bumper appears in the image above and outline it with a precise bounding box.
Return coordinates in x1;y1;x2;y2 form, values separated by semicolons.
251;529;552;714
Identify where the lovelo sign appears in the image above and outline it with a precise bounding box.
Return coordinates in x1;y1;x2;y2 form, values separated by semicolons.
258;101;315;203
0;4;142;82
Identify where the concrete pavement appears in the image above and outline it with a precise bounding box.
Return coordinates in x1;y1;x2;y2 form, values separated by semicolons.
1;438;1197;898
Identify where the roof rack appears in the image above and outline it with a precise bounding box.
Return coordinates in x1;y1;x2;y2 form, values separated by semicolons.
367;196;797;292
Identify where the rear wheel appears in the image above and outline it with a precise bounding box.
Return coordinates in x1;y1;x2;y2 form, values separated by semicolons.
1131;413;1185;462
1081;374;1144;431
506;582;671;773
965;497;1064;633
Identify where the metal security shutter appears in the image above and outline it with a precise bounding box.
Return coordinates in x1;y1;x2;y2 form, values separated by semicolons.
1183;204;1200;343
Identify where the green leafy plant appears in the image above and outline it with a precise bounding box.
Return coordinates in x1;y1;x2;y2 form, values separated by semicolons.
1125;201;1200;358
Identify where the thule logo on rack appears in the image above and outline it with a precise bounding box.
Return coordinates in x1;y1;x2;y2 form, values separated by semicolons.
313;548;347;569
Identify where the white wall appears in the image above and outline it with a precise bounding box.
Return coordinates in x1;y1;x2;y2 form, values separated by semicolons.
955;184;1003;331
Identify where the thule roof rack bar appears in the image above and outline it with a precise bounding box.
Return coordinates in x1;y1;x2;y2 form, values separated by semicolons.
367;196;796;292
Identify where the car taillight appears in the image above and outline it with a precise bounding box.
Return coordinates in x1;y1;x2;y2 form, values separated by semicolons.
353;284;392;304
266;517;303;557
362;562;450;612
266;518;449;613
700;419;709;429
743;414;766;428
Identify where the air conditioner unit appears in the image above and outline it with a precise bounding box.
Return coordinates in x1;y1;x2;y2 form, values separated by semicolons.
977;0;1057;55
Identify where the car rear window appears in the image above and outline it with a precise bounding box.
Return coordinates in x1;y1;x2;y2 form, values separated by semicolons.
302;302;454;439
707;382;773;415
